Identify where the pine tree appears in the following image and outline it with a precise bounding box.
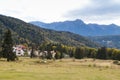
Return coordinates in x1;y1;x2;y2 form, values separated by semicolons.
74;47;85;59
30;44;36;58
1;29;16;61
30;46;34;58
74;47;81;59
96;47;107;59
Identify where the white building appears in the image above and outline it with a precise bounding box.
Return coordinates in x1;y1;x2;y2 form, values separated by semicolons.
13;45;26;56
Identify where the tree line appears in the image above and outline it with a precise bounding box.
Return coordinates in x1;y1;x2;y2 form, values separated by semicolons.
74;47;120;60
0;29;120;61
39;43;120;61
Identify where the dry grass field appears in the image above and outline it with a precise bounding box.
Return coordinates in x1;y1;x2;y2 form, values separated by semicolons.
0;57;120;80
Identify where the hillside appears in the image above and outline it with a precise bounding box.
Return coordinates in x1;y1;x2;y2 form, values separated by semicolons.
0;15;99;47
90;35;120;48
30;19;120;36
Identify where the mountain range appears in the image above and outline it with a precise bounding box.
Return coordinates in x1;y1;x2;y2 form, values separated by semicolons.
0;14;99;47
30;19;120;36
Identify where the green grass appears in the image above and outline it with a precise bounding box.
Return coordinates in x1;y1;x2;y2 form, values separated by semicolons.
0;57;120;80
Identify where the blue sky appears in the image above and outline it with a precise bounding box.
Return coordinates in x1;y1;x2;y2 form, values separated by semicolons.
0;0;120;25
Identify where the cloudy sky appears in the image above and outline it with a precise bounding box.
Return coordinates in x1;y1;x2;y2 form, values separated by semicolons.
0;0;120;25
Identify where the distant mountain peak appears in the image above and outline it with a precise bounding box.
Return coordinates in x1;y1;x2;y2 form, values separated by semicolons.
73;19;85;24
109;23;117;26
75;19;83;22
64;19;85;24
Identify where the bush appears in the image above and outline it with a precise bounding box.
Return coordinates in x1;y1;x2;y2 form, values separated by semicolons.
88;64;92;67
72;58;75;62
55;51;61;59
93;64;96;67
113;60;120;65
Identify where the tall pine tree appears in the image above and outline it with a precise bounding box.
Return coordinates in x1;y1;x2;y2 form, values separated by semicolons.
30;44;36;58
96;47;107;59
74;47;84;59
2;29;16;61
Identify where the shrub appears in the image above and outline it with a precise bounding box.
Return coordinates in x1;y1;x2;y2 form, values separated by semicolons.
93;64;96;67
113;60;120;65
88;64;92;67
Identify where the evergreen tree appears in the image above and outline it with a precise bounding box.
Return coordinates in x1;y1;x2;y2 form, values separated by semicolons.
69;50;74;58
30;44;36;58
96;47;107;59
1;29;16;61
74;47;84;59
30;46;34;58
60;52;64;59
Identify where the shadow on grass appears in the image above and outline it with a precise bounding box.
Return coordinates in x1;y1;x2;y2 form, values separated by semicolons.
0;58;7;62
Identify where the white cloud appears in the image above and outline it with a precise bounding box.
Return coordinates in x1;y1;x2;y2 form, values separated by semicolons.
65;0;120;25
0;0;90;22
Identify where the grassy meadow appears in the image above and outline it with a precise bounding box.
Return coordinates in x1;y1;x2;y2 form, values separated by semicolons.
0;57;120;80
